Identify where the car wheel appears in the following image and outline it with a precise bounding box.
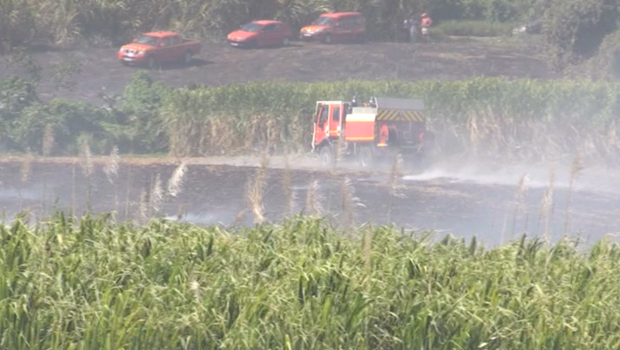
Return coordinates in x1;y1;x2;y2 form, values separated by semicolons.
183;50;192;65
282;37;290;46
147;56;157;69
323;34;332;44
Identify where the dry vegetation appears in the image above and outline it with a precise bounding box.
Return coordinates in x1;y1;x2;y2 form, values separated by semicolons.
4;71;618;174
158;78;620;166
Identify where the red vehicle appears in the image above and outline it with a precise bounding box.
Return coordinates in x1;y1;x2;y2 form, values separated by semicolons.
311;96;433;168
227;20;292;48
118;31;201;68
299;12;366;44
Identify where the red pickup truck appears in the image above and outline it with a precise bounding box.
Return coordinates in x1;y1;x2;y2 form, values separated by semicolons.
118;31;201;68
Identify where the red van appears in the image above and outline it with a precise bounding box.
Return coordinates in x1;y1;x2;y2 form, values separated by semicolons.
299;12;366;44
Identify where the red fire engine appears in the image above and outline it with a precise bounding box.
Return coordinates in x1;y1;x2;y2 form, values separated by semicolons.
311;96;433;167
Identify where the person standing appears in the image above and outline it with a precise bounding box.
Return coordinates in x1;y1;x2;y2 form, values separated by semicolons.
403;12;418;43
420;12;433;42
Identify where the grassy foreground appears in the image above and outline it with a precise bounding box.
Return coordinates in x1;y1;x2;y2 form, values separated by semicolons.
2;213;620;349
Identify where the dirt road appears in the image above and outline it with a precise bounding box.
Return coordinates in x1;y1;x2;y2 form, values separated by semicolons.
0;36;555;104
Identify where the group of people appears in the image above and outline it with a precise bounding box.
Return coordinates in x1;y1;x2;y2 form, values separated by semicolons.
403;12;433;43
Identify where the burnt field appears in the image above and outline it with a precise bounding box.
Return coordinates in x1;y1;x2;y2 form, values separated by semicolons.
1;156;618;246
2;34;614;246
0;36;555;104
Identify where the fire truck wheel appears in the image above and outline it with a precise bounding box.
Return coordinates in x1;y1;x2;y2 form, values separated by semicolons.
319;146;334;167
358;147;373;168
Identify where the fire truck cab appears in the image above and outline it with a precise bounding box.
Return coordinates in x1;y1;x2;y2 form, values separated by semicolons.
312;96;432;168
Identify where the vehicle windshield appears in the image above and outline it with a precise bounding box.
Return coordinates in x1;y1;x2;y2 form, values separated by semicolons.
313;16;335;26
240;23;262;32
134;35;159;46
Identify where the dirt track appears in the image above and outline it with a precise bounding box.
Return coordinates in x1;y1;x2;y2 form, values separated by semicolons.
0;36;555;104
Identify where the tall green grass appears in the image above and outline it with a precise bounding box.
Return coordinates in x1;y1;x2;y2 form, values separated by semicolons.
161;78;620;164
1;213;620;349
4;72;620;164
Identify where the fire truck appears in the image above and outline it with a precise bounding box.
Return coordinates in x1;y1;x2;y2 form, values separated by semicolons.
311;96;433;168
